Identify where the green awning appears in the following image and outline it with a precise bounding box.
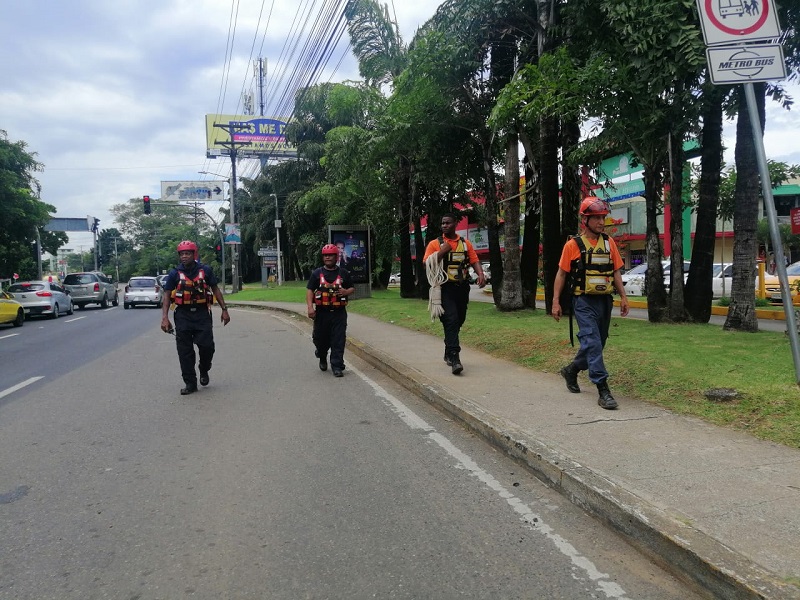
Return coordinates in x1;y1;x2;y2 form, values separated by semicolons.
774;184;800;196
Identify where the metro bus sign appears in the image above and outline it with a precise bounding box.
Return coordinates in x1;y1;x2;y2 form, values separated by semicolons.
696;0;782;46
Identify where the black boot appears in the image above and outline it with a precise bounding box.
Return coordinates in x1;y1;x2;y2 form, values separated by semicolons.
450;352;463;375
597;380;618;410
444;351;453;366
560;363;581;393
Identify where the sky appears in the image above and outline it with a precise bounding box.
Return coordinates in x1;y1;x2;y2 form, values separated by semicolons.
0;0;798;256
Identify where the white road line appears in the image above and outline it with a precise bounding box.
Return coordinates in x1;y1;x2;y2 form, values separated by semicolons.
351;364;630;600
0;376;45;400
0;333;21;340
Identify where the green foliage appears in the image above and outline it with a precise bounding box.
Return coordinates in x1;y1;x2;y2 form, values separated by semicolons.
0;130;61;280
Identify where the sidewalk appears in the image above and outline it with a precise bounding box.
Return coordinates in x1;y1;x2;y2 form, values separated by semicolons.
234;300;800;599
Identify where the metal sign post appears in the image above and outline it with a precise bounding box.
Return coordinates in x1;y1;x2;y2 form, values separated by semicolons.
695;0;800;383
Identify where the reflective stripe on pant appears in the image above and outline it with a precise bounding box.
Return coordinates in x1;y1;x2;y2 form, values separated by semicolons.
313;308;348;370
174;307;215;386
571;294;613;384
439;282;470;355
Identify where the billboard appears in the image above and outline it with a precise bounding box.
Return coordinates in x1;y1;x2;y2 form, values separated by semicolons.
328;226;370;284
161;181;225;202
205;114;298;159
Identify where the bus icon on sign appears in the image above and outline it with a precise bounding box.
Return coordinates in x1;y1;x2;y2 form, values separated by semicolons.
719;0;746;18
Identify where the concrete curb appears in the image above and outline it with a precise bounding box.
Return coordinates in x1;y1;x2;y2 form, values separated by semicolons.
238;302;797;600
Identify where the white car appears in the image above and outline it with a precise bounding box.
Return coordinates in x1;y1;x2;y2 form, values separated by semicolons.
7;280;74;319
123;276;164;309
620;263;648;296
389;273;400;284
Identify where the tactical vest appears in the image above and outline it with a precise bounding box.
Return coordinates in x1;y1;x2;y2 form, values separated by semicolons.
313;270;348;308
173;268;213;306
438;236;469;283
571;234;615;295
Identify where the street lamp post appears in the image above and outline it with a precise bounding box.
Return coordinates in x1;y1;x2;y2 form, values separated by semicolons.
271;194;283;286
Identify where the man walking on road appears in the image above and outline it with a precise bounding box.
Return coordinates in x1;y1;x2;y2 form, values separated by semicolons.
306;243;355;377
552;198;629;409
161;240;230;395
423;212;486;375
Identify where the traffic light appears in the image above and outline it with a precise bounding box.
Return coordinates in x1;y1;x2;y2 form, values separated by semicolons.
143;195;151;214
98;254;104;267
215;244;223;262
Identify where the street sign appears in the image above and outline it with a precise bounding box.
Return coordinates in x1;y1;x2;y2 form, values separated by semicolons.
791;208;800;235
696;0;782;46
706;44;786;83
161;180;225;202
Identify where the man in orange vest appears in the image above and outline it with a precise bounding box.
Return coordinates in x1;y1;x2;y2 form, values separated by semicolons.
552;198;629;409
306;243;355;377
161;240;230;395
423;212;487;375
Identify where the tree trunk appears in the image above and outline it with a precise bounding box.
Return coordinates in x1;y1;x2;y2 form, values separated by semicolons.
397;156;416;298
541;115;561;314
644;164;668;322
519;135;541;309
685;85;725;322
668;131;687;322
560;118;581;242
499;132;524;310
724;84;765;332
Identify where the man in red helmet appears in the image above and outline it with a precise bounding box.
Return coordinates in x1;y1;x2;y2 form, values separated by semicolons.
161;240;230;395
306;243;355;377
552;197;629;409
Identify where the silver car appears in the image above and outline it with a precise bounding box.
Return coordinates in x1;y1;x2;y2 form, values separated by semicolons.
8;280;74;319
124;276;164;309
63;272;119;309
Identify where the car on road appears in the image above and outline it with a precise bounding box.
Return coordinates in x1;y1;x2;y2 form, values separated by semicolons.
389;273;400;284
124;276;164;309
468;262;491;284
763;261;800;303
158;274;169;288
620;263;648;296
7;280;73;319
0;290;25;327
63;272;119;309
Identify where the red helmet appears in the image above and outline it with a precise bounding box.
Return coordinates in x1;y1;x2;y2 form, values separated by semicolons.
321;243;339;256
579;196;610;217
177;240;198;260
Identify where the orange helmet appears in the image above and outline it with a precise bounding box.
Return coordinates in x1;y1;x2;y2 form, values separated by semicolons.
321;243;339;255
579;197;610;217
177;240;198;260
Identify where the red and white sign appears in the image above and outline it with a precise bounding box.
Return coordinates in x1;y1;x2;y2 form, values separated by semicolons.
791;207;800;235
696;0;782;46
12;273;19;280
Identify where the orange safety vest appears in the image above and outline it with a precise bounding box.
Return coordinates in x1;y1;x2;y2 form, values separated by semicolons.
173;268;214;306
313;271;347;308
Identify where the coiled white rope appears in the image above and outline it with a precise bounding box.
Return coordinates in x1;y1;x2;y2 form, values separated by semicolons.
425;254;447;321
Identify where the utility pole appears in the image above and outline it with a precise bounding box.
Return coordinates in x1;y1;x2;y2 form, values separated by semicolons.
113;237;120;283
213;122;251;293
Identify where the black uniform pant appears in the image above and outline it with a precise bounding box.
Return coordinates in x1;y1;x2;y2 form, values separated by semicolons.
439;281;470;356
313;308;347;370
174;306;215;386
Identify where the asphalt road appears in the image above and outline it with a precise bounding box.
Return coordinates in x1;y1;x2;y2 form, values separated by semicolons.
0;306;702;599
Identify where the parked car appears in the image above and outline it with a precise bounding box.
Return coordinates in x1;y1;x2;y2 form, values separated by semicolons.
124;276;164;309
7;280;73;319
764;260;800;302
389;273;400;284
620;263;648;296
468;263;491;284
623;260;690;296
0;290;25;327
63;272;119;309
158;274;169;288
